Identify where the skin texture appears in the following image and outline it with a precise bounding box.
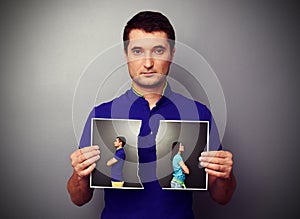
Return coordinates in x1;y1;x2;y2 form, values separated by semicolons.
200;150;236;204
67;146;99;206
125;30;175;109
67;29;236;206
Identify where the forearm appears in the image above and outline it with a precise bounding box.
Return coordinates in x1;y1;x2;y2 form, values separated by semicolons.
67;171;94;206
107;157;118;166
208;172;236;205
182;165;189;174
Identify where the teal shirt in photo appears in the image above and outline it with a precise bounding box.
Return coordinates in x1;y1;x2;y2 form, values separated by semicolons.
172;154;185;182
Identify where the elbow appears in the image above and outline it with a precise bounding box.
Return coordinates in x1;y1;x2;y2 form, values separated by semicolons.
213;197;231;205
209;187;235;206
209;187;233;205
185;167;190;174
69;193;93;207
209;184;236;205
72;199;86;207
67;183;93;207
209;173;236;205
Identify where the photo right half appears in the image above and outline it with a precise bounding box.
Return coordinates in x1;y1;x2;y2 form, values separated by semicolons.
156;120;209;190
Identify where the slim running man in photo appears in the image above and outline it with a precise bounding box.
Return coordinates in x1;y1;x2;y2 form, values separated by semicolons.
171;141;189;188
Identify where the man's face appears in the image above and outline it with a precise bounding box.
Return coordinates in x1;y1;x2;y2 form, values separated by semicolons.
114;138;122;148
125;29;175;91
179;144;185;152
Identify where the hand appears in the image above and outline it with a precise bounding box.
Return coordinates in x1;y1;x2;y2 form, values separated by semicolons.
70;145;100;179
199;150;233;179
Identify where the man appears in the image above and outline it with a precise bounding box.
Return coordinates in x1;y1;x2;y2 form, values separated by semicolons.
67;11;236;218
170;142;189;189
106;136;126;187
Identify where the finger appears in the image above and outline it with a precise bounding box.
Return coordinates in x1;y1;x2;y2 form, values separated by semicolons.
204;168;231;179
202;162;233;179
199;156;233;166
78;154;100;171
70;146;100;171
200;162;229;172
70;150;84;168
201;150;232;159
83;148;100;160
201;150;231;158
77;163;97;178
79;145;99;154
71;151;87;167
71;146;100;164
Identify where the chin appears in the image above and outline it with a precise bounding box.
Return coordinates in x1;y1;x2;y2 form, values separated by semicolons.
137;81;165;89
134;76;167;88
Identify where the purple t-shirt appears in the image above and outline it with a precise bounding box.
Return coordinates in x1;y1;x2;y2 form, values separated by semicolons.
79;85;221;219
111;148;125;182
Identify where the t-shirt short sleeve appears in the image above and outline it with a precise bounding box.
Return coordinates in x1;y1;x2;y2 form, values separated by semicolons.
114;149;125;161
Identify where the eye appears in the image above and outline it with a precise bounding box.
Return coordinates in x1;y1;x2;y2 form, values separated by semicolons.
153;48;165;55
132;48;143;55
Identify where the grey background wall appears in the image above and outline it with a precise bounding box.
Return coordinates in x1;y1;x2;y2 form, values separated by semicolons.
0;0;299;218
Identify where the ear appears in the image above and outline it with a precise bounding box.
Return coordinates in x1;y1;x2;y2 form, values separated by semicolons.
170;47;176;62
124;49;129;62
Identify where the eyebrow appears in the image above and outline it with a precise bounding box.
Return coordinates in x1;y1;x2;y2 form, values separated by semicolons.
153;45;166;50
131;46;143;51
130;45;167;51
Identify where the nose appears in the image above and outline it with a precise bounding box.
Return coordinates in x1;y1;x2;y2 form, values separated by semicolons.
143;56;154;69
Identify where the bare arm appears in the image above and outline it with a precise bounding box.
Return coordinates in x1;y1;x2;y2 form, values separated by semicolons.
67;145;100;206
199;150;236;205
107;157;118;166
179;160;190;174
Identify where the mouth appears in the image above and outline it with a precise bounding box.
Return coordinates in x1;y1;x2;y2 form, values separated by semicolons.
141;71;156;75
141;72;157;77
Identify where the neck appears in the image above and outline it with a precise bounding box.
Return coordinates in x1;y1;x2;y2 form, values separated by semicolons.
132;81;166;109
144;93;162;109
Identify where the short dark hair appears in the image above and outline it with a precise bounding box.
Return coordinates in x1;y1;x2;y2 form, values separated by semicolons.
123;11;175;53
117;136;126;147
171;141;180;160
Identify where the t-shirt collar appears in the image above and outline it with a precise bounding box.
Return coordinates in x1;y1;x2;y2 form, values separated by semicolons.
131;81;169;98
